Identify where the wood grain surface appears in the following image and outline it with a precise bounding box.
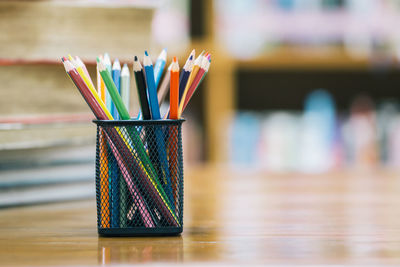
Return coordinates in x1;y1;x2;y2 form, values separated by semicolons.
1;166;400;266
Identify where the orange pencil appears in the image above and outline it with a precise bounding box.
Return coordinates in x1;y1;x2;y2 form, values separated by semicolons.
97;55;106;103
170;57;179;119
96;54;110;228
99;130;110;228
169;57;180;209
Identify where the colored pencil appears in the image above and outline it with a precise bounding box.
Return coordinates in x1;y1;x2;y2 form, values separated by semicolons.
154;48;167;88
110;59;121;227
97;55;106;103
133;56;151;120
178;51;204;115
144;51;174;205
98;129;110;228
168;57;180;208
120;63;130;113
119;63;130;227
144;51;161;119
170;57;179;120
96;54;110;228
179;50;195;102
75;56;94;88
157;62;172;105
103;53;113;116
112;59;121;120
181;54;211;115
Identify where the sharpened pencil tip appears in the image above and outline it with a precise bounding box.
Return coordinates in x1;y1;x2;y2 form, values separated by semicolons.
189;55;193;60
96;57;100;63
61;57;65;62
134;55;138;61
112;59;121;70
173;56;177;62
144;51;149;56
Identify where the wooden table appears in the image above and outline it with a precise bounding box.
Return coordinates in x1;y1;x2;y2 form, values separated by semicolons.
1;166;400;266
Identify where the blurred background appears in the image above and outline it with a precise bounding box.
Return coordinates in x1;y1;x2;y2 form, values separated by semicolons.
1;0;400;206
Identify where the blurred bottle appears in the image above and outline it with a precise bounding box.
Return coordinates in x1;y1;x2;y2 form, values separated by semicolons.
342;95;379;169
376;101;399;165
229;112;261;167
260;112;300;172
387;116;400;169
298;89;336;173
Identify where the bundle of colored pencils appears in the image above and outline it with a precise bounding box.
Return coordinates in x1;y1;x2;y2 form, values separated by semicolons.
61;49;211;228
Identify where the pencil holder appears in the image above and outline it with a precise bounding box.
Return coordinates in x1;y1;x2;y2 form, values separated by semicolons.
93;119;184;237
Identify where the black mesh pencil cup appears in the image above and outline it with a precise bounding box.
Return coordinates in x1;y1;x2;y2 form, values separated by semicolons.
93;119;184;236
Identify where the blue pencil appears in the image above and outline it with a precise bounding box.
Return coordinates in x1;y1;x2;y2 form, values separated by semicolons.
153;48;167;89
112;59;121;120
144;51;161;119
143;51;174;205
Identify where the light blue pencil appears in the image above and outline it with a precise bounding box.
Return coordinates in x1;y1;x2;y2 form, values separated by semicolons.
153;48;167;89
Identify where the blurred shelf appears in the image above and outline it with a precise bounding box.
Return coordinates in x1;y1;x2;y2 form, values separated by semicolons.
237;46;398;70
